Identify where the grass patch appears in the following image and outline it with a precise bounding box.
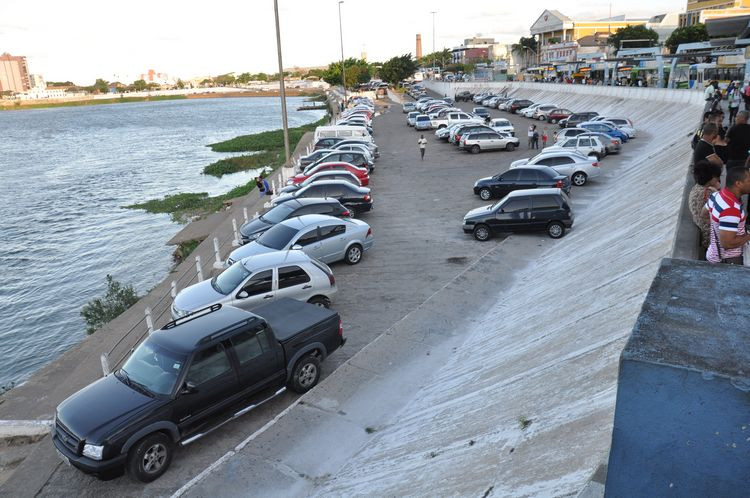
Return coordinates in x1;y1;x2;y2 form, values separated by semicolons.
0;94;186;111
203;151;281;177
172;238;203;264
209;115;328;152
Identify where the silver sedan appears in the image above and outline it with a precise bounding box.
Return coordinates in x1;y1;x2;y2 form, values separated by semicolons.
226;214;374;267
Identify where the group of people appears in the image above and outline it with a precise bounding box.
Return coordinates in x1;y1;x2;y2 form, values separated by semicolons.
526;125;548;149
689;102;750;264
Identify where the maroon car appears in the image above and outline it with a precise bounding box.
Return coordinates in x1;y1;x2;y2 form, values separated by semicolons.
547;108;573;124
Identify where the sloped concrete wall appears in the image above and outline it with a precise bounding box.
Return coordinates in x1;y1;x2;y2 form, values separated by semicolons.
310;83;704;496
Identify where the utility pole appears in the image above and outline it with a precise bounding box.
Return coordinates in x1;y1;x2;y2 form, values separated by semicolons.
338;1;347;106
273;0;290;164
430;11;436;55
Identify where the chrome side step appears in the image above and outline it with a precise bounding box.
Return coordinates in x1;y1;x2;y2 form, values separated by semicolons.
180;387;287;446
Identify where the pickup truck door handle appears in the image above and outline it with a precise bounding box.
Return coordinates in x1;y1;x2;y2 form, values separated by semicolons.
302;285;312;289
263;294;273;299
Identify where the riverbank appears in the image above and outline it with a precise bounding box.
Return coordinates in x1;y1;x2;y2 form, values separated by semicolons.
125;114;328;222
0;88;324;111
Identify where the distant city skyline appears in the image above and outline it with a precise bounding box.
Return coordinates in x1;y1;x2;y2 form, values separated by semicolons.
1;0;686;85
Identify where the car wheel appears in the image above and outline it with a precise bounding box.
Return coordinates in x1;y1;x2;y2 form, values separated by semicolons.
438;124;446;129
506;143;516;152
127;432;173;483
289;355;321;394
550;119;557;124
571;171;587;186
538;116;545;121
473;224;492;241
345;243;363;265
478;188;492;201
471;145;481;154
547;221;565;239
307;296;331;308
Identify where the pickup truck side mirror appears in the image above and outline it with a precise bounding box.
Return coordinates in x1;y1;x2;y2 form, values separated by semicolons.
291;244;303;250
181;381;198;395
237;290;249;299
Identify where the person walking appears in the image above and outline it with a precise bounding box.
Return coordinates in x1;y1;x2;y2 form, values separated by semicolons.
729;83;741;125
532;127;540;149
703;166;750;264
418;135;427;160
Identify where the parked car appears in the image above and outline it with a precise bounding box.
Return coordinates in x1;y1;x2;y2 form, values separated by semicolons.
455;90;473;102
553;127;589;142
403;102;416;113
463;188;574;240
278;170;361;195
227;214;373;266
579;132;621;155
509;99;534;113
407;111;420;126
533;104;559;120
273;181;373;214
313;137;345;150
562;112;599;128
172;251;337;319
472;165;571;201
299;149;338;168
307;150;374;173
332;138;379;158
472;107;490;121
432;111;479;129
510;150;600;186
290;162;369;186
519;103;545;118
545;108;573;125
436;123;459;140
239;198;352;244
415;114;432;131
461;131;520;153
542;135;606;160
579;121;629;142
595;118;637;138
329;143;374;162
451;124;495;145
52;299;345;481
488;118;515;136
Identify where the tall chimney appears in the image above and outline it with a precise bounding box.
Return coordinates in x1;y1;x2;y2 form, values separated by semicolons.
416;34;423;59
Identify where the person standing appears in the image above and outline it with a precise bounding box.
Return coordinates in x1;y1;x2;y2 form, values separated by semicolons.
418;135;427;160
725;110;750;169
729;84;741;125
257;175;272;196
693;123;723;167
703;166;750;264
532;127;540;149
542;128;548;148
527;125;534;149
689;160;722;252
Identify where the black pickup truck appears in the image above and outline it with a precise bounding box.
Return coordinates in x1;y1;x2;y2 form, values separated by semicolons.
52;298;345;482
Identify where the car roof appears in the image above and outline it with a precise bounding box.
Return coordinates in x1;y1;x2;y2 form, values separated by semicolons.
279;213;341;230
240;249;310;271
302;179;365;189
151;305;258;354
505;187;562;198
292;197;340;207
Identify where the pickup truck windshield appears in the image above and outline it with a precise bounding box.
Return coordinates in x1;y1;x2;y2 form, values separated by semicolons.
121;340;185;396
212;261;251;295
257;224;299;250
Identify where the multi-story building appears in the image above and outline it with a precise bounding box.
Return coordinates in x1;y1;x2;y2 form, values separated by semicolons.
452;37;495;64
0;53;31;93
680;0;750;27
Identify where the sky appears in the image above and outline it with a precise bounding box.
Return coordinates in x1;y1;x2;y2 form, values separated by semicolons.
0;0;686;85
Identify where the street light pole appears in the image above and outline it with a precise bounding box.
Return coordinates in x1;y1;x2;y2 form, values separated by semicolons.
273;0;290;164
338;1;346;107
430;11;436;55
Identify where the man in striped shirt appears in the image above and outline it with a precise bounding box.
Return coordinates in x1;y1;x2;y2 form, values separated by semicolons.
703;167;750;264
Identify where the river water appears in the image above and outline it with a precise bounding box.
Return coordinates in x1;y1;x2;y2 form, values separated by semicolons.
0;96;325;388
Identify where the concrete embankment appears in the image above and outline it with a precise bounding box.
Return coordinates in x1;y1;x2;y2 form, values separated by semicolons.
177;82;705;497
305;83;704;495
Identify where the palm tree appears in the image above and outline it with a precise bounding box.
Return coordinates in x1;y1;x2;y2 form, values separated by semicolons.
511;36;538;71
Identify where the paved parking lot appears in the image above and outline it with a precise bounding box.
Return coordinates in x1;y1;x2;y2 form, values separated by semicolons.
26;92;648;497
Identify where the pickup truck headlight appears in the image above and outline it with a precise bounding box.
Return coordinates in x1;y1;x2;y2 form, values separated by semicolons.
83;443;104;460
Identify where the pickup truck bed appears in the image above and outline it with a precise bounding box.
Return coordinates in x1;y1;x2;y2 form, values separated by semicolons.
254;298;337;341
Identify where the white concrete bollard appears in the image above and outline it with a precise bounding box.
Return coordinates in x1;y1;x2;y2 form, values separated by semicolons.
170;281;177;298
145;307;154;334
232;218;240;244
100;353;110;376
271;180;277;197
243;207;248;222
195;255;204;282
213;237;221;265
254;211;259;219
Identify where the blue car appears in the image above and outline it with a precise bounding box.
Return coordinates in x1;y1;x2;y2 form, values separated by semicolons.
579;122;629;142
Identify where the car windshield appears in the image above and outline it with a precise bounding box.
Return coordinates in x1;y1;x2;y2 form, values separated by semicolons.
260;203;295;224
120;340;185;396
212;261;251;295
256;223;299;250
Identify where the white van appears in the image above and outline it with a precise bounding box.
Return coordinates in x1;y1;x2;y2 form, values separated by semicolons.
314;125;372;142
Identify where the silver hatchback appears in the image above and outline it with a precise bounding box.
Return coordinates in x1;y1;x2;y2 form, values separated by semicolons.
226;214;374;267
171;250;337;318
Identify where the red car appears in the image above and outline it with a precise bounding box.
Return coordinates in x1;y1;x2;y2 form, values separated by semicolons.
289;162;370;186
547;108;573;125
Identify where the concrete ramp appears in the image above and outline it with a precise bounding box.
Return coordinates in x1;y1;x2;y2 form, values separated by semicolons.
179;83;705;497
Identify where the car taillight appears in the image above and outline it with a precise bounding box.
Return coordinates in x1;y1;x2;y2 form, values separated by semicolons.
363;194;371;201
328;273;335;286
338;319;344;337
342;210;351;217
366;227;373;237
592;162;599;167
556;180;563;188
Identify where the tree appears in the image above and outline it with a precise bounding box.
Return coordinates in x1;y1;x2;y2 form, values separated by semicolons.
511;36;538;70
419;49;453;68
92;78;109;94
132;79;148;91
176;79;186;89
214;73;236;86
321;58;373;88
379;53;417;84
80;275;139;335
608;25;659;49
665;24;709;53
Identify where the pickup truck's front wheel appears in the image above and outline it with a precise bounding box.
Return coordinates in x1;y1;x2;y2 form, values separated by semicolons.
289;355;321;394
127;432;173;483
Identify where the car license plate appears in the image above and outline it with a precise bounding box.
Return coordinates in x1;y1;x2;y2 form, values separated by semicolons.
55;449;71;467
